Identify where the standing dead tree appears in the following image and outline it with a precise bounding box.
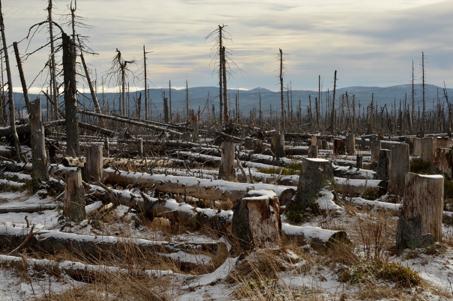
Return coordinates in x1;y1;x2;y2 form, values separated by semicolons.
143;45;150;120
110;49;134;116
279;49;285;131
47;0;58;120
63;33;80;156
0;1;21;161
12;42;31;114
330;70;337;134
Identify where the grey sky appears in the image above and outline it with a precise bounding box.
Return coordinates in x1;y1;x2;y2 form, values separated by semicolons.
3;0;453;91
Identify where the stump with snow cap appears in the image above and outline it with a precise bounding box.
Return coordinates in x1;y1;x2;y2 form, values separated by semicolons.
333;138;345;155
232;190;281;251
380;141;409;196
294;158;334;212
396;173;444;251
345;133;356;155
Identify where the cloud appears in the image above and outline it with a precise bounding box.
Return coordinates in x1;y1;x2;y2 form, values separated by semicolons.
2;0;453;92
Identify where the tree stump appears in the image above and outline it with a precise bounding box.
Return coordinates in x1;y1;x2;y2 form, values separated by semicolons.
435;148;453;178
345;134;356;155
356;155;363;169
30;99;48;192
310;135;318;146
219;141;236;181
370;140;381;163
308;145;318;158
294;158;333;212
376;149;391;181
381;141;409;196
413;138;422;156
321;139;328;150
104;137;110;158
84;145;103;183
138;138;144;157
64;169;86;222
232;190;281;251
420;137;434;163
333;138;345;155
396;173;444;250
271;132;285;159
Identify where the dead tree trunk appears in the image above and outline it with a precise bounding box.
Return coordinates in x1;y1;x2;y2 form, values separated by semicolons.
64;169;86;222
345;133;356;155
271;132;285;159
48;0;58;120
218;25;224;124
279;49;285;131
63;33;80;157
79;45;101;114
0;3;21;161
12;42;31;114
222;46;228;124
30;99;48;191
396;173;443;250
381;141;409;196
143;45;149;120
330;70;337;134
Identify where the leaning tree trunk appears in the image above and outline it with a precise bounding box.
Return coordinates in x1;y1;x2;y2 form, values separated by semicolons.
396;173;444;251
63;33;80;157
0;3;21;161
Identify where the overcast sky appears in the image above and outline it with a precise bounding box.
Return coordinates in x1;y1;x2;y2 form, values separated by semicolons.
3;0;453;91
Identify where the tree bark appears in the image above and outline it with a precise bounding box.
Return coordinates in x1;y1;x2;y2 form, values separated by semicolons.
30;99;48;191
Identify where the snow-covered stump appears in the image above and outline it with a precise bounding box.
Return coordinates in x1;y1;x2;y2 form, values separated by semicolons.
219;141;236;181
308;145;318;158
381;141;409;196
356;155;363;169
333;138;345;156
232;190;281;251
64;169;86;222
294;158;333;213
370;140;381;163
84;145;103;183
376;149;391;181
421;137;434;163
345;133;356;155
271;132;285;159
396;173;444;251
30;99;48;192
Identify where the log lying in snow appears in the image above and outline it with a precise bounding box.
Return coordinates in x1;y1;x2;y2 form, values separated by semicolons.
0;254;182;283
103;168;295;203
0;225;227;272
0;203;59;214
334;177;383;196
79;110;183;136
281;224;349;248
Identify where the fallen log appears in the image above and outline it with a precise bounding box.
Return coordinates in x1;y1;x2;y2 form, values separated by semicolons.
281;224;349;248
103;168;295;203
0;254;181;283
0;203;58;214
0;225;227;272
79;110;183;136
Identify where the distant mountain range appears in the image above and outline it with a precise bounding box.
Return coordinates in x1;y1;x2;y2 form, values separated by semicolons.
12;83;452;118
